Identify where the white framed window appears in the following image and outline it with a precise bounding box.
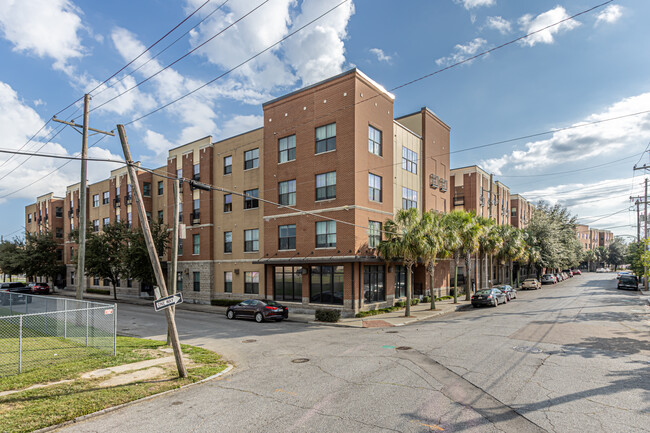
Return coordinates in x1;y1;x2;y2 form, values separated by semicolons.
316;221;336;248
315;172;336;201
315;123;336;154
402;187;417;210
368;173;382;202
402;147;417;174
279;180;296;206
368;125;382;156
278;135;296;163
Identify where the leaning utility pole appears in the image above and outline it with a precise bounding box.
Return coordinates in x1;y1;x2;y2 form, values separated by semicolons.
117;125;187;378
53;95;114;299
167;179;180;346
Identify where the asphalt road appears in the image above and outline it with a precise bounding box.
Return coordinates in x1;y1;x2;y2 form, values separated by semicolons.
57;273;650;433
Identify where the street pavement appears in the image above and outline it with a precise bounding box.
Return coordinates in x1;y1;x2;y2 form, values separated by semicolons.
54;273;650;433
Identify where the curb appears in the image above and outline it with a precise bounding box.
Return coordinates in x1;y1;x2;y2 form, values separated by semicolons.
35;364;234;433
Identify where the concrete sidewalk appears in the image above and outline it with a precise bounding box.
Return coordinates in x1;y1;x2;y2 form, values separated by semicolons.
53;288;472;328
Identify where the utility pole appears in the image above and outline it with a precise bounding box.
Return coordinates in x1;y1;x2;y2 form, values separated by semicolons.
117;124;187;378
637;200;641;243
645;178;648;290
53;95;114;300
167;179;180;346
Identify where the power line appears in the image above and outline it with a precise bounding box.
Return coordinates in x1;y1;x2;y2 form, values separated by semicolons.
494;153;643;178
0;147;124;164
578;207;633;224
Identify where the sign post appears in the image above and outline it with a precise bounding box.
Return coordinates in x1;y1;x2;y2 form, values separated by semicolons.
154;293;184;312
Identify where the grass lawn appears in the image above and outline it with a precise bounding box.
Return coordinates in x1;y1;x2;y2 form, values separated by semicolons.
0;336;227;433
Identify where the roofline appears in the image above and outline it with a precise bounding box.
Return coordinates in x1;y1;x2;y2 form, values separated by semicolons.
168;135;212;153
393;120;422;139
262;68;395;108
394;107;451;130
213;127;263;147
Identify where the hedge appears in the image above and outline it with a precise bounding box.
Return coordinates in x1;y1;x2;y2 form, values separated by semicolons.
211;299;243;307
315;309;341;322
86;288;110;296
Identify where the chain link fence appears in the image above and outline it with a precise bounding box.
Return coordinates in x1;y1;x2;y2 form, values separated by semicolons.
0;293;116;376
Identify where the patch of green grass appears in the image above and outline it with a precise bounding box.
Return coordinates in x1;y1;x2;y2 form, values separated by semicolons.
0;336;226;433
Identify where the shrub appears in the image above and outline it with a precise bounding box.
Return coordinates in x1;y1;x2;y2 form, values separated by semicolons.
211;299;243;307
436;295;453;301
422;296;431;303
411;298;420;306
395;300;405;308
355;306;401;318
315;309;341;322
86;288;110;296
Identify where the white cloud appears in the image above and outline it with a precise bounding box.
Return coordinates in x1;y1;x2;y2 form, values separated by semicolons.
485;16;511;34
455;0;495;10
217;115;263;141
480;92;650;175
33;99;45;107
369;48;392;63
187;0;355;88
435;37;487;66
0;0;85;73
518;6;581;47
0;81;122;202
595;5;623;26
142;130;175;165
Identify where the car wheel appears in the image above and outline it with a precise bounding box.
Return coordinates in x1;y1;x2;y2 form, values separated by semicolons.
255;312;264;323
226;310;235;320
493;298;498;307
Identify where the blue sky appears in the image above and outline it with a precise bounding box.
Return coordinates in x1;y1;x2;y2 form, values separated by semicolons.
0;0;648;241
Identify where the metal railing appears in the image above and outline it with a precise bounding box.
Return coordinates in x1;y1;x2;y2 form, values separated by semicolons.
0;293;117;376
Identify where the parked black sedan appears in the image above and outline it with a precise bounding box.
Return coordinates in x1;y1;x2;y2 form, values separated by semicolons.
471;288;507;307
493;284;517;301
226;299;289;323
617;275;639;291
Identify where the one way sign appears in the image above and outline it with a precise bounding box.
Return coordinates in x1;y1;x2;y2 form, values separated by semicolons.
153;293;183;312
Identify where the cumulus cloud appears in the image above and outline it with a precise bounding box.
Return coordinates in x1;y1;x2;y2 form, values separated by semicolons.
484;16;511;34
142;130;175;165
518;6;580;47
0;81;122;203
595;4;623;26
0;0;85;73
369;48;392;63
435;38;487;66
454;0;495;10
187;0;355;88
480;92;650;175
216;115;264;141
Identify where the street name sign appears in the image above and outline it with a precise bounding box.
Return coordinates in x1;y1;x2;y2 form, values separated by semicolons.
153;293;183;312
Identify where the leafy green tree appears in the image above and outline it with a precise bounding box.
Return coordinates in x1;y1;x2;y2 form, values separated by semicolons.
378;208;424;317
458;212;482;301
498;225;525;285
420;211;447;310
84;222;129;300
123;222;170;291
441;211;463;304
0;239;25;281
477;217;501;289
595;246;608;269
607;238;627;271
23;232;64;285
626;242;644;276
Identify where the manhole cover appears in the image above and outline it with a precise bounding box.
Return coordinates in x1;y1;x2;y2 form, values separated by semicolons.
513;346;543;354
242;339;257;343
291;358;310;363
395;346;412;351
386;331;398;334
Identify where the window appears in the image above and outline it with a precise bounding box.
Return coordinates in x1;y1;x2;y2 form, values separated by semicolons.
368;125;382;156
178;202;183;223
103;217;110;227
116;213;121;223
316;221;336;248
102;191;110;205
402;147;417;174
93;219;99;232
176;169;182;193
127;279;132;288
244;148;259;170
143;182;151;197
192;199;200;220
178;238;183;256
70;271;75;285
511;207;517;217
368;221;381;248
28;214;32;223
55;207;63;217
364;265;385;303
315;123;336;154
244;189;259;209
193;234;200;255
193;272;200;292
315;171;336;200
368;173;382;202
278;135;296;163
224;155;232;174
274;266;302;302
279;224;296;250
93;277;100;286
176;272;182;291
244;271;259;294
395;265;406;298
224;194;232;212
146;211;151;223
103;278;110;287
310;266;343;304
402;187;417;210
224;272;232;293
193;163;200;180
92;194;99;207
158;181;163;195
244;229;259;252
278;180;296;206
158;210;164;224
56;228;63;238
224;231;232;253
116;279;121;287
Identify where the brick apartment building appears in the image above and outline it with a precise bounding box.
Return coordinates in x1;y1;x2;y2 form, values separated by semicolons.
510;194;535;229
449;165;511;226
24;69;454;315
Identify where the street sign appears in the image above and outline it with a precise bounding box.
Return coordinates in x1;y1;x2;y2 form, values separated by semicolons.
153;293;183;312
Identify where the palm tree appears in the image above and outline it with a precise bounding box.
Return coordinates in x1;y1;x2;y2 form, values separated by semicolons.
377;208;424;317
584;249;597;272
421;211;447;310
459;212;483;301
477;217;500;289
442;211;464;304
498;225;524;285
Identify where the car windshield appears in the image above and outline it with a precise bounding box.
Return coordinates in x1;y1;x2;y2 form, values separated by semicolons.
263;300;282;306
620;276;637;283
524;279;536;282
476;290;492;295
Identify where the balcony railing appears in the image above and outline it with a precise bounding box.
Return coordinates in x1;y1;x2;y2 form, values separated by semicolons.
429;174;439;189
439;179;448;192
